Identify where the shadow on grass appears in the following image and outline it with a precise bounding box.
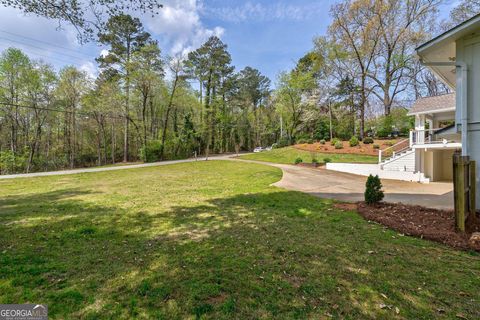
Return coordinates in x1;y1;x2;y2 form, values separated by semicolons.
0;189;478;319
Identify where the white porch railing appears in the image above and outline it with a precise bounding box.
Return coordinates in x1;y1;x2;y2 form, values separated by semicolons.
379;128;460;164
378;139;410;163
409;128;452;146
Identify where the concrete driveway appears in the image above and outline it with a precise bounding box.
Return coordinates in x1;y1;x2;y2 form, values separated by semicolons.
233;159;454;210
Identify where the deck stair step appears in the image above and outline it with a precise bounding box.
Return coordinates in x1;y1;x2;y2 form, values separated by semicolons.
380;148;415;172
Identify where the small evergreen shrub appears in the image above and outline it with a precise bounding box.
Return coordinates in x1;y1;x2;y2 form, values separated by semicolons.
373;144;380;149
330;138;339;146
271;143;279;149
312;158;319;166
349;136;359;147
319;139;326;145
364;174;384;204
363;137;374;144
294;157;303;164
307;139;314;144
323;157;332;163
335;141;343;149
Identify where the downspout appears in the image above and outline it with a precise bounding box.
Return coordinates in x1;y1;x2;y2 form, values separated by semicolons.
457;62;468;156
421;60;468;156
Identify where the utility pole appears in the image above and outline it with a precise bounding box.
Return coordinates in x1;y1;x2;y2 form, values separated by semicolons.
328;100;333;140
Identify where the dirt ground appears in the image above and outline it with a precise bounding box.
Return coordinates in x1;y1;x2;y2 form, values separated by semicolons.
351;202;480;252
295;139;400;156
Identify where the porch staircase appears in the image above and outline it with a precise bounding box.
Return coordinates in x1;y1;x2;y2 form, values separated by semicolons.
378;139;430;183
380;148;415;172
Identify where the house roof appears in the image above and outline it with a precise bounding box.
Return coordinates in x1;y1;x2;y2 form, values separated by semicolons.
416;14;480;88
408;93;456;116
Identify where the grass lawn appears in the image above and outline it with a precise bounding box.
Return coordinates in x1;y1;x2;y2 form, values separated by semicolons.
0;161;478;319
238;146;378;165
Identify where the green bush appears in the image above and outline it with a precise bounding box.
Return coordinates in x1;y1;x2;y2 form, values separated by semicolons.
0;150;18;174
0;149;27;174
312;158;319;165
319;139;326;145
323;157;332;163
335;141;343;149
294;157;303;164
364;175;384;204
271;143;279;149
349;136;359;147
277;137;290;148
307;139;314;144
313;116;331;141
139;140;163;163
330;138;339;146
363;137;374;144
373;144;380;149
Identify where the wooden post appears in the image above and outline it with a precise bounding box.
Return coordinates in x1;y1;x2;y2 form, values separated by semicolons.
470;160;477;224
453;153;468;232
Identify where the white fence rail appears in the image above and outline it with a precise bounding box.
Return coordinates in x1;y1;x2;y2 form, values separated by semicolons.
378;139;410;163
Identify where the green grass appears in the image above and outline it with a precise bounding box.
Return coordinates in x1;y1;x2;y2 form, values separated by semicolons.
0;161;478;319
239;146;378;165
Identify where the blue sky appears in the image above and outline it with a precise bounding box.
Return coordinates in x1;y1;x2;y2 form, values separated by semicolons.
0;0;459;84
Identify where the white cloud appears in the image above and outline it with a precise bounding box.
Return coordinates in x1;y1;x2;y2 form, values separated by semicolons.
100;49;109;57
0;1;226;72
145;0;225;56
205;1;326;23
79;61;98;78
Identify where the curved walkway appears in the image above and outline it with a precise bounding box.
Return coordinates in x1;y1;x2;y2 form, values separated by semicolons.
0;155;453;210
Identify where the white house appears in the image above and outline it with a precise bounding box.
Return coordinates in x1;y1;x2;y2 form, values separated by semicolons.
415;14;480;204
377;93;461;183
329;93;461;184
328;14;480;195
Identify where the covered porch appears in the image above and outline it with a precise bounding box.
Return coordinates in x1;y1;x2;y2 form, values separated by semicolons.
408;93;461;149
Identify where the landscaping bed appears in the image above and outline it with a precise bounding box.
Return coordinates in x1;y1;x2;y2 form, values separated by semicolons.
239;146;378;164
356;202;480;252
296;162;321;169
295;139;399;156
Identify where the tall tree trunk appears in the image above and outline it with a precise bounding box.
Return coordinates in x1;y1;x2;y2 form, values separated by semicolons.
359;74;366;139
111;120;116;164
124;39;132;162
159;72;180;160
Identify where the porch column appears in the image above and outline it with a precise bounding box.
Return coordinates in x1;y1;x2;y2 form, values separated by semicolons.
415;114;425;144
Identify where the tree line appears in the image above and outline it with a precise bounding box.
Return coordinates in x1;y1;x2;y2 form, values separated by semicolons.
0;14;276;173
0;0;478;174
275;0;479;144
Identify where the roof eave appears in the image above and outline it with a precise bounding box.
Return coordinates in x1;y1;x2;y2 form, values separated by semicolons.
407;107;456;117
416;13;480;55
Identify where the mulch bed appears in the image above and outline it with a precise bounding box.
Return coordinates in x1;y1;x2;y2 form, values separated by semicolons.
295;139;398;156
296;163;322;169
353;202;480;252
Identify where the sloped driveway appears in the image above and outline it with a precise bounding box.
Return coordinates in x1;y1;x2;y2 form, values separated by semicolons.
233;159;454;210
